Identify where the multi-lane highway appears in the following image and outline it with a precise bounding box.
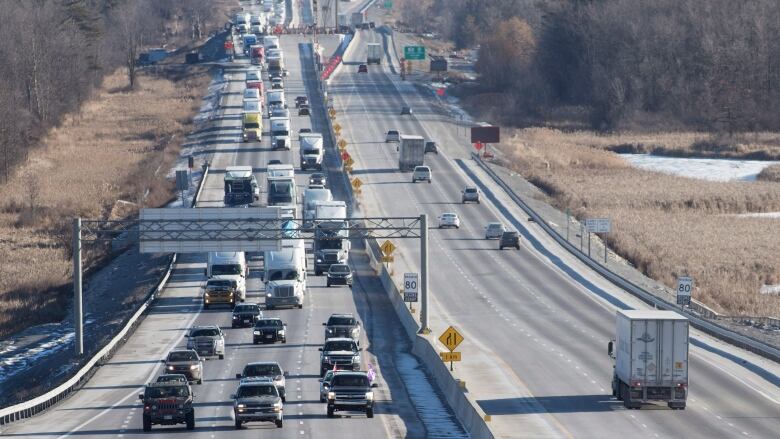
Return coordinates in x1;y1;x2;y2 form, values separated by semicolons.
0;2;467;438
330;28;780;438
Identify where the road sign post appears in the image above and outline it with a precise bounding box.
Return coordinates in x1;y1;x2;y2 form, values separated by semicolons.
73;218;83;356
585;218;611;262
404;272;419;310
438;326;464;371
420;214;429;333
676;276;693;307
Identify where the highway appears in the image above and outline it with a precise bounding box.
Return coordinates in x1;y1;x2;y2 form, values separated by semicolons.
330;28;780;438
0;2;460;437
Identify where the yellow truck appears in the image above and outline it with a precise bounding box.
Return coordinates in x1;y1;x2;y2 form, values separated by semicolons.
242;112;262;142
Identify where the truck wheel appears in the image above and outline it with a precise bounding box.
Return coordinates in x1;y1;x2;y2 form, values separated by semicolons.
142;414;152;432
366;407;374;418
253;340;258;345
234;419;242;429
197;378;203;385
298;304;303;309
327;406;334;418
315;269;322;275
276;419;283;428
186;410;195;430
204;304;209;310
320;367;327;377
282;338;287;344
327;280;331;287
219;354;224;360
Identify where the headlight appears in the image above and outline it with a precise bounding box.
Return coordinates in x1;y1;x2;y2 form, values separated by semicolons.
352;356;360;363
316;258;322;263
351;328;359;335
190;364;199;370
167;366;174;370
365;392;374;401
237;403;246;409
266;293;272;298
253;330;260;335
151;405;158;410
323;356;330;362
277;330;285;335
204;292;210;297
326;329;333;333
232;315;238;319
327;392;335;400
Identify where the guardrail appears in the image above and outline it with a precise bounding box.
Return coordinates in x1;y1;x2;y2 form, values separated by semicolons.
0;129;213;427
469;154;780;363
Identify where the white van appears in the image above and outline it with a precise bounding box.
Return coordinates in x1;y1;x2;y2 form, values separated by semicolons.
206;252;247;301
264;246;306;309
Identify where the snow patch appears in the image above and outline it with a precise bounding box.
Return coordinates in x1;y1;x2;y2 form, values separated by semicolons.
621;154;780;182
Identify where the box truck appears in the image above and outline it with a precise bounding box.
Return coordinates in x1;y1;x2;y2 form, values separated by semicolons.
608;310;689;409
367;43;381;65
398;134;425;171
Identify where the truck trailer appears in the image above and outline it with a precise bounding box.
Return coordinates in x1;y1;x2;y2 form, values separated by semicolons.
398;134;425;171
367;43;381;65
608;310;689;410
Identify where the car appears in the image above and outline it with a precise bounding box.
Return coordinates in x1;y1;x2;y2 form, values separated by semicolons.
424;141;438;154
319;370;337;402
186;326;225;359
298;104;310;116
271;77;284;90
412;165;432;183
485;222;505;239
268;159;282;166
236;362;288;402
232;302;262;328
245;69;261;82
295;96;309;108
139;382;195;431
401;106;412;115
499;230;521;249
461;186;480;203
232;377;283;429
253;318;287;344
299;128;312;134
309;173;326;187
385;130;400;142
164;350;203;384
326;264;353;287
358;64;368;73
326;371;374;418
319;338;361;376
438;212;460;229
323;313;361;344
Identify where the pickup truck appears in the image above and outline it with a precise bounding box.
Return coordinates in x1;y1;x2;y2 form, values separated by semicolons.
319;338;361;376
325;371;375;418
323;313;361;344
186;326;225;360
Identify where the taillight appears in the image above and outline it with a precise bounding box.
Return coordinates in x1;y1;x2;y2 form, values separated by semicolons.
632;381;642;387
676;383;687;388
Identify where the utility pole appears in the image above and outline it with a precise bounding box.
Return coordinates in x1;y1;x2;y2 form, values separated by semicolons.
334;0;338;32
73;218;84;356
419;214;429;333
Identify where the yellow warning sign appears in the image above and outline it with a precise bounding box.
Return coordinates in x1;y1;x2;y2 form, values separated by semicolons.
338;139;348;148
439;351;462;362
439;326;464;352
344;157;355;167
380;240;396;256
328;108;336;118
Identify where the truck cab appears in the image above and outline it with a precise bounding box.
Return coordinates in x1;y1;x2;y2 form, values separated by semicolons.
206;252;247;301
269;116;290;150
223;166;259;206
299;133;324;170
242;113;262;142
313;201;350;275
264;246;306;309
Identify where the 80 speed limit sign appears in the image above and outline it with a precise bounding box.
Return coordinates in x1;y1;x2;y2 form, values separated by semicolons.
676;277;694;306
404;273;419;302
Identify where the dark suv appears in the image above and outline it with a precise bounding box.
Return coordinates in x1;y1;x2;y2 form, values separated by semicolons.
232;377;283;429
326;264;353;287
253;318;287;344
499;230;520;249
232;303;262;328
326;371;374;418
139;382;195;431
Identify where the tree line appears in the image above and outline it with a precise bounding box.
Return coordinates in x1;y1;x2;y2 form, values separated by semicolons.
399;0;780;131
0;0;223;184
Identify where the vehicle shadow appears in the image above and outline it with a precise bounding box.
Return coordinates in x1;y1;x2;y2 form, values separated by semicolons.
477;395;623;415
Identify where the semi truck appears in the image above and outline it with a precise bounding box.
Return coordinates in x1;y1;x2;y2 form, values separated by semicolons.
398;134;425;171
366;43;381;65
313;201;350;275
267;175;297;210
223;166;259;206
608;310;689;410
299;133;324;170
269;116;290;150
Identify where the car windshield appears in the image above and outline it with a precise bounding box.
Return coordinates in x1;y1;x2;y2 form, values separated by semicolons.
208;279;235;288
328;316;356;326
329;265;350;274
147;386;189;398
244;122;260;129
190;328;220;337
488;224;503;230
238;384;278;398
268;270;299;281
324;341;357;352
388;131;398;135
503;232;518;237
168;351;197;362
256;319;283;328
442;214;456;219
234;305;259;314
244;364;282;377
332;375;369;387
211;264;242;276
310;174;324;181
157;375;186;383
465;188;477;193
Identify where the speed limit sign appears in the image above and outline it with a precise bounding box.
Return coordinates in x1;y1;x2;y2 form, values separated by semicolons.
404;273;418;302
676;277;694;306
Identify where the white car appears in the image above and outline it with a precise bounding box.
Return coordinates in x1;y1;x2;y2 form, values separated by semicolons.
385;130;400;142
271;77;284;90
412;166;432;183
438;213;460;229
485;222;505;239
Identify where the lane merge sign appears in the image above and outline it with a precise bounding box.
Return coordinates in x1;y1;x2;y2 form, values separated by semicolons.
438;326;464;352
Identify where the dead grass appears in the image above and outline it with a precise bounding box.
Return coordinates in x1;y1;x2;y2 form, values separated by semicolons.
0;67;210;338
500;127;780;317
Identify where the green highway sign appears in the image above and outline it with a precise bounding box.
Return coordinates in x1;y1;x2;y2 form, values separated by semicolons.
384;0;393;8
404;45;426;60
